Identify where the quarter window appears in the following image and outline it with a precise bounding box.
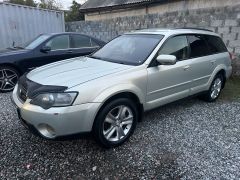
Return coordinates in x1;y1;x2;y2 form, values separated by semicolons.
187;35;209;58
91;39;100;47
71;35;92;48
204;35;227;54
46;35;69;50
158;36;188;61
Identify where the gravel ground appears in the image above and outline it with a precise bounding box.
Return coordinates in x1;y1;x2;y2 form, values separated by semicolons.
0;93;240;179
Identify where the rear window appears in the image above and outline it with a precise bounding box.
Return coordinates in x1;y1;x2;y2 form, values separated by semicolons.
204;35;227;54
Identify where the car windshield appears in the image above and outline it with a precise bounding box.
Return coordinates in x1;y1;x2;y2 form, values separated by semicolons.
91;34;164;65
23;34;51;50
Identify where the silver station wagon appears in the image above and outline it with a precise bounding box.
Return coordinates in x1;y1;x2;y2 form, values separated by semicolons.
12;28;232;148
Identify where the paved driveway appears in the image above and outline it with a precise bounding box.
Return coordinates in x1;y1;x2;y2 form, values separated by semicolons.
0;93;240;179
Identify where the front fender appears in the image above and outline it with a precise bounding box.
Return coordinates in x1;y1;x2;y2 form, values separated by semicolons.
93;83;146;106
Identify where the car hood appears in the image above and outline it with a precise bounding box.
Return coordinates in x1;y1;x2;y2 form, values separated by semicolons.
0;48;30;57
27;57;133;88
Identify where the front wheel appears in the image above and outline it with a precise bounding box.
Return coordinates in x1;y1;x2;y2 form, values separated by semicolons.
201;74;223;102
93;98;138;148
0;66;19;93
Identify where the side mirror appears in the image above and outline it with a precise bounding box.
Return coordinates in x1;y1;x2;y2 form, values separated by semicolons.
40;46;51;53
156;55;177;65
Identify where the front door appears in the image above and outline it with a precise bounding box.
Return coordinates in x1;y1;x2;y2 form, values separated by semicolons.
34;34;73;68
146;35;192;110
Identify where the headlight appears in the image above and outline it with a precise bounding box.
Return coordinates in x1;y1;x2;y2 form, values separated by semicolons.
30;92;78;109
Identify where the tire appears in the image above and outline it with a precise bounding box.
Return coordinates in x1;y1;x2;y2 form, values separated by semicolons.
93;98;138;148
0;66;19;93
200;74;224;102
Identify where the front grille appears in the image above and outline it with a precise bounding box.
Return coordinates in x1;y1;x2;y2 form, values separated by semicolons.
16;73;68;102
17;85;27;102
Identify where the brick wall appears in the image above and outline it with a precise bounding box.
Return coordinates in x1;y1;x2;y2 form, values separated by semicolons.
66;5;240;76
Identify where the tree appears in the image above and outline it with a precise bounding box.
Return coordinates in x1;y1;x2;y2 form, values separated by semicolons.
25;0;37;7
65;0;84;22
38;0;62;10
8;0;37;7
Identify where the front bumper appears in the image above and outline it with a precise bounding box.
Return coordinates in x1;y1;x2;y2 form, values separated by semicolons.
12;85;101;139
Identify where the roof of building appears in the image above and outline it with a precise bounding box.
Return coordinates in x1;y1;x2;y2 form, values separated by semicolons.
80;0;167;12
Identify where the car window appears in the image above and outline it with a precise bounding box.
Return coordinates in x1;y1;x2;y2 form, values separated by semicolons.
91;39;100;47
158;35;188;61
91;34;163;65
204;35;227;54
71;35;92;48
188;35;209;58
46;35;69;50
24;34;50;50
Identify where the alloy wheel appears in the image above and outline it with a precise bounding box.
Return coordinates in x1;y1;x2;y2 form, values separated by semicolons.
0;68;19;92
210;78;222;99
103;105;133;142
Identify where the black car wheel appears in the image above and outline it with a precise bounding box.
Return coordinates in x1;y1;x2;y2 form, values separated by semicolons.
0;66;19;93
93;98;138;148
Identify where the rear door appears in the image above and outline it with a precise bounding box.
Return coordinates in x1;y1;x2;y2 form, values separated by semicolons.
146;35;193;109
187;34;219;94
70;34;100;57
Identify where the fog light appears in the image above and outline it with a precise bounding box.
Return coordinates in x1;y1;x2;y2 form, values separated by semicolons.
38;124;56;139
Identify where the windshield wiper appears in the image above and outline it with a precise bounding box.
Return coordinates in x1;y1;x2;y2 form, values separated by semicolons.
89;55;131;65
89;55;105;61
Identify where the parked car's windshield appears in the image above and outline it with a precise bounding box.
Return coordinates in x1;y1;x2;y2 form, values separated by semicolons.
24;34;51;50
91;34;164;65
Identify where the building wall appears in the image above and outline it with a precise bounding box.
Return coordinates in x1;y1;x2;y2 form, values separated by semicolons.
67;4;240;76
84;0;240;21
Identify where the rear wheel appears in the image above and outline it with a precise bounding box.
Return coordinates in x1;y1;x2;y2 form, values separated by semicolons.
93;98;138;148
201;74;223;102
0;66;19;93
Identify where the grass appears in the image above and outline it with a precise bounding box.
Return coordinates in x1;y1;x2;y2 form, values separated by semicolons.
220;77;240;101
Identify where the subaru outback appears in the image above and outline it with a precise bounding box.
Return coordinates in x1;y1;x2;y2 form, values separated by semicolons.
12;28;232;148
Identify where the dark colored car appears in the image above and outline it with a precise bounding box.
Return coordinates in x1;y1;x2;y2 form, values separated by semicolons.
0;33;105;92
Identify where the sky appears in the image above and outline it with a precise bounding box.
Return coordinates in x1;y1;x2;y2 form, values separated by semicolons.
0;0;87;10
40;0;88;10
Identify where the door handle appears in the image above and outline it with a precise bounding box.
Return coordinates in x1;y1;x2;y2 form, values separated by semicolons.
183;65;190;71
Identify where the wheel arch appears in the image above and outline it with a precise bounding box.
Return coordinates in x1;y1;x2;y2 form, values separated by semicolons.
94;91;144;126
0;63;22;75
216;69;226;88
208;65;228;89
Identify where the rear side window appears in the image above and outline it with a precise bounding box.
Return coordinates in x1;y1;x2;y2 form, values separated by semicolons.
187;35;209;58
158;35;189;61
91;39;100;47
204;35;227;54
71;35;92;48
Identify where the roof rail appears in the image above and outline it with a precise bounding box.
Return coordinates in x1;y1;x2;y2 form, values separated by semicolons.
175;27;213;32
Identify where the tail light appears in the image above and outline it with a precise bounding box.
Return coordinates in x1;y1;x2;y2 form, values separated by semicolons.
229;52;235;61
